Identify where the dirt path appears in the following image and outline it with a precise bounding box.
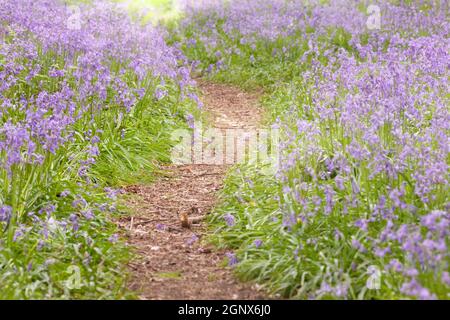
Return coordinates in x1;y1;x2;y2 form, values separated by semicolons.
121;80;266;300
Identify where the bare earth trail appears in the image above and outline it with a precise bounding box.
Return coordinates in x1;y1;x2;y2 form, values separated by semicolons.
121;81;266;299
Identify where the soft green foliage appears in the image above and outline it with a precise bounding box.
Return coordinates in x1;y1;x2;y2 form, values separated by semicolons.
0;191;132;299
171;1;450;300
0;48;192;298
0;0;197;299
114;0;182;23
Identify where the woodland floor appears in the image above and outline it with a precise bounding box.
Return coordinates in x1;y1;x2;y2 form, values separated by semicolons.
120;80;269;300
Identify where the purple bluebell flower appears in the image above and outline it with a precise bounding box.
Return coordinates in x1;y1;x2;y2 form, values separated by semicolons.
108;234;119;243
253;239;263;248
186;234;199;246
223;213;235;227
226;252;238;266
0;205;12;222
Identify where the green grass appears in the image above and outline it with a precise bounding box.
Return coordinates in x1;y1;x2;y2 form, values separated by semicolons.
209;165;388;299
0;7;198;297
168;5;450;300
113;0;182;23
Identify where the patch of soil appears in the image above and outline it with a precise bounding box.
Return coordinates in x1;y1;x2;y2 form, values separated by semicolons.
199;80;263;129
121;81;267;300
